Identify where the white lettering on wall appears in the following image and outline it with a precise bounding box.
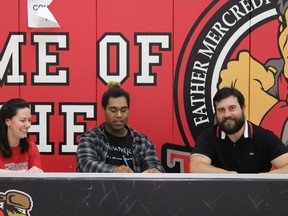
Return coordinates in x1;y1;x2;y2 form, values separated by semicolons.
135;33;171;85
60;103;96;153
97;33;171;85
0;33;26;85
32;33;69;84
29;103;53;153
97;33;129;84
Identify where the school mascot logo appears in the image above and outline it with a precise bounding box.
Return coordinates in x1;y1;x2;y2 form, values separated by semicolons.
0;190;33;216
169;0;286;172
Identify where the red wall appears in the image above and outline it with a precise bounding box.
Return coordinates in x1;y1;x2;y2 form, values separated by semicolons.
0;0;286;172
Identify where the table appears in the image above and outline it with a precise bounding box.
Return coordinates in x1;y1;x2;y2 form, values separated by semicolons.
1;173;288;215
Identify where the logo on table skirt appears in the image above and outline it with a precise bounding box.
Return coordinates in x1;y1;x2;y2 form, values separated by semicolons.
0;190;33;216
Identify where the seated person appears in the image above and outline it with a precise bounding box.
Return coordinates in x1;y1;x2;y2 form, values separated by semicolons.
190;87;288;174
0;98;43;172
76;81;164;173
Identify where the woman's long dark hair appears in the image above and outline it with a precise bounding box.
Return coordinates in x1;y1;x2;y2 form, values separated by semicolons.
0;98;31;158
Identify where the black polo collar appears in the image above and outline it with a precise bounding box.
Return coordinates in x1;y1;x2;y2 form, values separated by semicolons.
216;120;253;140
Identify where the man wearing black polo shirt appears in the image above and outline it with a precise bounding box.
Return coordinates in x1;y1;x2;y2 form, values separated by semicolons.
190;87;288;174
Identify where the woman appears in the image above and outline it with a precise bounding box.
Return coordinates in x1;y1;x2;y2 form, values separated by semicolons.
0;98;43;172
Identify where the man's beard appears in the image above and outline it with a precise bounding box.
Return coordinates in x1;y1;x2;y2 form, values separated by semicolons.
218;113;245;135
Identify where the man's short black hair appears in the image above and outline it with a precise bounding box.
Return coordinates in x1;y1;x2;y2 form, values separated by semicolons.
213;87;245;111
101;83;130;109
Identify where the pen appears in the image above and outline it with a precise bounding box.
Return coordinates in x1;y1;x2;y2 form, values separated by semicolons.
122;155;129;167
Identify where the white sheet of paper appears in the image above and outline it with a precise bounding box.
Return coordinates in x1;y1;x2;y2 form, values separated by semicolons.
28;0;60;28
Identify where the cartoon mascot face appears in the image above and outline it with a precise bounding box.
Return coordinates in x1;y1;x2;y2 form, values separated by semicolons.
0;190;33;216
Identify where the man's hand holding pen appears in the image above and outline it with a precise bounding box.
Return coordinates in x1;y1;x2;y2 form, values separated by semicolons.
113;154;134;173
113;154;161;173
113;165;134;173
113;166;161;173
143;168;161;173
